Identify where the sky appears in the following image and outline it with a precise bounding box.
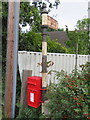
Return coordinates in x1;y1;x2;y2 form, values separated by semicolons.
22;0;90;32
48;0;90;30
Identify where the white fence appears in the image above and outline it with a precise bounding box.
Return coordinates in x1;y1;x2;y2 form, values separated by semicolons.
18;51;90;84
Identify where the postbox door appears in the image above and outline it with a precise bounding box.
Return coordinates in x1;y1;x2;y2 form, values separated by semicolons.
27;89;41;108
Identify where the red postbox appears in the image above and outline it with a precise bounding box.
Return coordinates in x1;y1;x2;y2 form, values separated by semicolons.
27;76;42;108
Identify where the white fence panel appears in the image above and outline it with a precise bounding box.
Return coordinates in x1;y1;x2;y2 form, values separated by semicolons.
18;51;90;84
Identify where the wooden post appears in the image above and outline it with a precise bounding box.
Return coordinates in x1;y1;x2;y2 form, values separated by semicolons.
19;70;32;115
4;0;20;118
4;1;15;118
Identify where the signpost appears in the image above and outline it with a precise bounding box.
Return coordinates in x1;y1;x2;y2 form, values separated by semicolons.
35;0;58;113
41;3;48;114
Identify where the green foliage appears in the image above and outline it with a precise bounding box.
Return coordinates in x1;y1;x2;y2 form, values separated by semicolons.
58;28;64;31
76;18;89;30
66;18;89;54
19;31;42;51
2;2;8;101
66;30;89;54
16;101;47;119
47;27;57;32
20;2;42;32
45;62;90;119
47;28;64;32
16;106;41;119
2;2;8;63
32;0;60;9
19;32;68;53
47;36;68;53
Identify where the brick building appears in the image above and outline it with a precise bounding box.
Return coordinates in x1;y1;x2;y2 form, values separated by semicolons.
47;15;58;30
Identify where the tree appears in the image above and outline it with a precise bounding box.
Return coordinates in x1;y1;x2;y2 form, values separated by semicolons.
66;18;89;55
76;18;90;54
76;18;89;31
20;2;42;32
19;31;68;53
19;31;42;51
47;36;68;53
20;0;60;32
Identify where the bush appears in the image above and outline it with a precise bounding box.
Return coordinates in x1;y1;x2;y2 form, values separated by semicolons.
45;62;90;119
47;36;68;53
16;106;41;119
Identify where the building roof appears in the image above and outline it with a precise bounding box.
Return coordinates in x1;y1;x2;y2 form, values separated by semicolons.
47;31;69;46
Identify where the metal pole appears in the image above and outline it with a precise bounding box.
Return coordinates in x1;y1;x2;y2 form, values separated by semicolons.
12;1;20;118
75;42;78;72
41;3;48;114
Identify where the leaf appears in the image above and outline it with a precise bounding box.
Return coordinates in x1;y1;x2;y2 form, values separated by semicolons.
74;108;80;112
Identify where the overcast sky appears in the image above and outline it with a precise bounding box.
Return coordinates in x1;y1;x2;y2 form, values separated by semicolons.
48;0;90;30
23;0;90;32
